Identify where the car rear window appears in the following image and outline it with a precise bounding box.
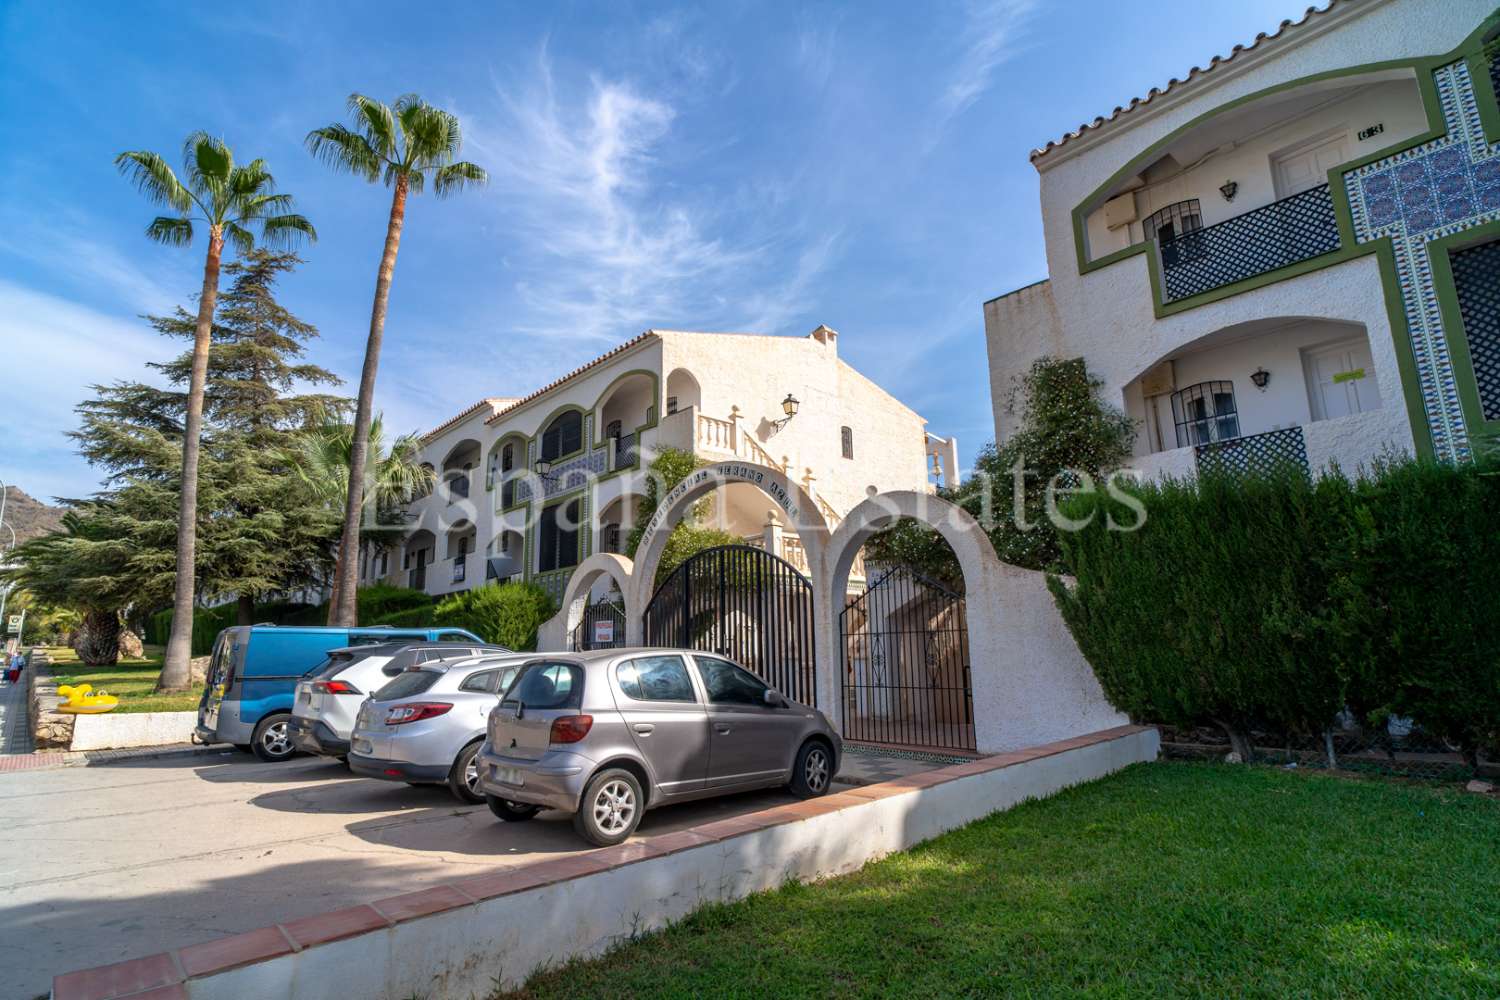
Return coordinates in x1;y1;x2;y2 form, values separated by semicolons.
502;663;583;710
372;669;441;701
313;652;359;679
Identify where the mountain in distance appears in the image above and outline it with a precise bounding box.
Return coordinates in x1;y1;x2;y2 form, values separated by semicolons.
2;486;65;547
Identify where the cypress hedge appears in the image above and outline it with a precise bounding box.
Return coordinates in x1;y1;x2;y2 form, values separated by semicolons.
1048;458;1500;765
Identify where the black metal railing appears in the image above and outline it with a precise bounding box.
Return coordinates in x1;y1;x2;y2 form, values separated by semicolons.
570;601;627;651
500;479;516;508
1450;235;1500;421
447;475;470;501
452;554;466;584
1158;183;1341;301
840;566;974;753
1195;426;1309;479
613;432;637;470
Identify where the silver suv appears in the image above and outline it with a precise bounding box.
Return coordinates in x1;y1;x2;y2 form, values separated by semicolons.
475;649;840;846
349;653;530;802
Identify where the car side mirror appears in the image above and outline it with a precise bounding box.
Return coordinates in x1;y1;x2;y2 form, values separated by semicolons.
764;689;789;709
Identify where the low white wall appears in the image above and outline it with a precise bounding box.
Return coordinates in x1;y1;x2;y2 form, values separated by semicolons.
184;727;1158;999
69;710;198;751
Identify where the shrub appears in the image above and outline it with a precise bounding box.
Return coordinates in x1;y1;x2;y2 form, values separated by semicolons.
1049;457;1500;764
368;605;436;629
1321;460;1500;765
654;525;742;585
1048;466;1345;758
147;585;431;654
431;581;557;650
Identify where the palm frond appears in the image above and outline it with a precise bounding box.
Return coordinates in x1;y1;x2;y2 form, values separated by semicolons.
433;161;487;198
223;220;256;256
183;131;233;190
144;216;194;246
236;192;294;220
257;214;317;248
305;124;383;181
229;158;275;199
398;101;459;166
350;93;399;158
114;150;193;213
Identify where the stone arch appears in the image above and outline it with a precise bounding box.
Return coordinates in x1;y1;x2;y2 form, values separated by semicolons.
626;460;830;617
826;490;1126;752
536;552;637;651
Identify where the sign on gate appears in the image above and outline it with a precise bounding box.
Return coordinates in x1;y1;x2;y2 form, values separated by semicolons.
593;619;615;645
5;615;20;635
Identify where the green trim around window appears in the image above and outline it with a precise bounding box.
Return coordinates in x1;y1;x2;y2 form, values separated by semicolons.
1428;220;1500;453
1471;44;1500;146
533;403;590;467
589;368;661;451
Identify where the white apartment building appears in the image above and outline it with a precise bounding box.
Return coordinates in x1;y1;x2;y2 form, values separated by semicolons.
362;325;958;608
987;0;1500;479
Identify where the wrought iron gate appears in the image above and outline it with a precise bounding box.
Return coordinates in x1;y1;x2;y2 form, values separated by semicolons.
840;566;974;752
570;600;626;651
642;544;816;706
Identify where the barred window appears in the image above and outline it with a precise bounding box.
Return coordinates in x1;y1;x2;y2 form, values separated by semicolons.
1171;381;1240;447
840;425;854;460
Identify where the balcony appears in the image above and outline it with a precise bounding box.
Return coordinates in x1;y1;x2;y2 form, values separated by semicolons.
610;432;638;471
446;474;471;503
1158;184;1341;302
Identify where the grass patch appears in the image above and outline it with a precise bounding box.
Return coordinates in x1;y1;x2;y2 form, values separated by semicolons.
504;762;1500;999
39;645;200;714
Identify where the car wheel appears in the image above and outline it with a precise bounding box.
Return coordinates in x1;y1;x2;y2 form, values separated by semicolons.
487;794;541;822
573;768;643;847
448;742;486;804
251;714;296;763
789;740;833;799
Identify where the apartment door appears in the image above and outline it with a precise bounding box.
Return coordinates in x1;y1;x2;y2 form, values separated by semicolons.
1273;133;1348;198
1305;339;1381;421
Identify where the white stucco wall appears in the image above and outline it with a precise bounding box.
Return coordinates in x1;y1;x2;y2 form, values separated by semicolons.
69;711;198;751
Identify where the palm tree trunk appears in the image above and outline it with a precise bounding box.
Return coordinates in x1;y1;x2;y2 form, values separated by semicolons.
333;174;408;626
77;609;121;667
325;546;344;625
159;228;223;691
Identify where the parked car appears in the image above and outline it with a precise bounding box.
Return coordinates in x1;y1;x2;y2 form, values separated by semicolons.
289;640;509;760
348;653;531;801
475;649;840;846
195;625;485;762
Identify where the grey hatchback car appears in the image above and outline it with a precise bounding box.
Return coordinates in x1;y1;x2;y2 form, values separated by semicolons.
474;648;840;846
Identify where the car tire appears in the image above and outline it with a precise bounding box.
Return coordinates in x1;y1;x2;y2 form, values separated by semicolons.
789;740;833;799
487;794;541;822
573;767;643;847
250;713;296;763
448;742;486;804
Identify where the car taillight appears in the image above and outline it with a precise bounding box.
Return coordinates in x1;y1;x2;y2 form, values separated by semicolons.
549;715;594;744
386;703;452;725
313;680;361;695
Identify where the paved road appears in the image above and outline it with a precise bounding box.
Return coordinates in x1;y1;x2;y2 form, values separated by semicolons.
0;751;849;1000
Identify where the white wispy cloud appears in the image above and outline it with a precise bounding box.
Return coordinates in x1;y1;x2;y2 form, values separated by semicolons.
0;280;170;501
937;0;1038;124
465;47;832;346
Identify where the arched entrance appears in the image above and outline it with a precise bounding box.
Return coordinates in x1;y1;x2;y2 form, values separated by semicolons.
629;461;830;707
642;544;817;706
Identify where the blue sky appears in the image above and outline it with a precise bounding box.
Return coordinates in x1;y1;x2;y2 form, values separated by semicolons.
0;0;1306;502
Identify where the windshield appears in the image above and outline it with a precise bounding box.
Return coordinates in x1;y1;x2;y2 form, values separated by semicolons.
501;663;583;710
372;669;441;701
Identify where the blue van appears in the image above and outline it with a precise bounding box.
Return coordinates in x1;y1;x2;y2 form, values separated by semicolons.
194;625;484;761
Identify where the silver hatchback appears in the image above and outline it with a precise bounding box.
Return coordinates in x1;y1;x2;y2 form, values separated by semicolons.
474;648;841;846
349;653;530;802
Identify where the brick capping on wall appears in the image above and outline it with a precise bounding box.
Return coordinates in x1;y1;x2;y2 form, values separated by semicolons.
51;724;1155;1000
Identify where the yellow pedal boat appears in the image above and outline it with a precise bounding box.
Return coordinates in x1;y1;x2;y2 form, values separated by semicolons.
55;683;120;714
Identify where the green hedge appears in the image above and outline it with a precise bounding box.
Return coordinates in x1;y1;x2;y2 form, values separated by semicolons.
1050;458;1500;764
430;581;557;650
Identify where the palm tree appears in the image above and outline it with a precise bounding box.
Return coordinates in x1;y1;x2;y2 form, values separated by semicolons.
116;133;315;690
306;95;486;626
285;414;435;619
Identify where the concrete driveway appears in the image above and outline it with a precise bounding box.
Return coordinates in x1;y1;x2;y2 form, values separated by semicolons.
0;750;852;1000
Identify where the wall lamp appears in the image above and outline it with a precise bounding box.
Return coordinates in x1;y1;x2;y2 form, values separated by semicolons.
1250;367;1271;391
1220;180;1239;202
533;459;562;485
772;393;800;432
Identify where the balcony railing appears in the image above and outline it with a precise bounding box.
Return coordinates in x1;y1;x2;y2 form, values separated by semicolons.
1158;183;1340;302
446;475;470;502
452;554;467;584
1194;426;1309;479
611;432;638;470
500;479;516;508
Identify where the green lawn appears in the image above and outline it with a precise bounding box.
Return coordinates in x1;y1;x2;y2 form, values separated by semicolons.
505;763;1500;999
38;645;201;714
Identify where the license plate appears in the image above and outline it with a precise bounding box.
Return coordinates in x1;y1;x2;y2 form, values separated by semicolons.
353;738;373;756
494;765;524;787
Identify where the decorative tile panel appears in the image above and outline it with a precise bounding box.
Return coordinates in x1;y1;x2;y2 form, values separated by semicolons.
1346;59;1500;463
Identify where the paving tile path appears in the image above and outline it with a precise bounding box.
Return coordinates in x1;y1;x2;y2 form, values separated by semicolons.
0;673;32;756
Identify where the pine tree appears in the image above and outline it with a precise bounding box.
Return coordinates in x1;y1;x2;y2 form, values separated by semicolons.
71;251;346;647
